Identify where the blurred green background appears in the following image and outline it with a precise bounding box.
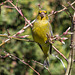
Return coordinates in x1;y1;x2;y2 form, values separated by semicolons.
0;0;75;75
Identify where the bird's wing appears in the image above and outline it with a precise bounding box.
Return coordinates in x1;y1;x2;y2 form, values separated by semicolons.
49;24;53;54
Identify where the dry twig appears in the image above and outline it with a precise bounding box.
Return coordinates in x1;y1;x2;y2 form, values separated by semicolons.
3;51;40;75
65;12;75;75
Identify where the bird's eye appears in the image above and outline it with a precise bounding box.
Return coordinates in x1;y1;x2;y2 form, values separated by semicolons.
38;12;41;14
45;12;47;14
44;11;47;14
38;11;42;14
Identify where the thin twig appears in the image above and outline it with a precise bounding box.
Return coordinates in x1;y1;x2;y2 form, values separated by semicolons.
65;12;75;75
32;60;51;75
52;54;66;71
0;1;8;6
52;45;68;62
48;1;75;16
4;5;14;8
4;51;40;75
0;20;35;47
16;0;18;7
62;4;73;18
7;0;33;27
67;2;75;10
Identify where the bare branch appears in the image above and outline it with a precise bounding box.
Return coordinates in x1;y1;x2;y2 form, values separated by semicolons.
67;2;75;10
3;51;40;75
7;0;33;27
0;19;35;47
0;1;8;6
31;60;51;75
65;12;75;75
52;45;68;62
48;1;75;16
52;54;66;71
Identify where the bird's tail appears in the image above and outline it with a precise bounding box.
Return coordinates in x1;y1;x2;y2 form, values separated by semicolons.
49;43;52;54
44;58;49;67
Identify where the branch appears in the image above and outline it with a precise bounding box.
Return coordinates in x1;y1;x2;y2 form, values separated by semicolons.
67;2;75;10
31;60;51;75
48;27;71;45
0;1;8;6
0;19;35;47
47;26;71;62
3;51;40;75
52;45;68;62
48;1;75;16
7;0;33;27
0;0;36;46
65;12;75;75
52;54;66;71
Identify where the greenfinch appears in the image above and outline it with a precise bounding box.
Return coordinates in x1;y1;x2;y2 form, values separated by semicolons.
32;10;53;66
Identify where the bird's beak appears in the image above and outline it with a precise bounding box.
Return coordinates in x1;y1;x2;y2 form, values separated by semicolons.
40;12;45;19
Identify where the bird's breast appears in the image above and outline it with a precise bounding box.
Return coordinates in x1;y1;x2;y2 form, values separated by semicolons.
32;20;51;44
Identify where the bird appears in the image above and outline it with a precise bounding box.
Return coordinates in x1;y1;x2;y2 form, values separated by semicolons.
32;10;53;66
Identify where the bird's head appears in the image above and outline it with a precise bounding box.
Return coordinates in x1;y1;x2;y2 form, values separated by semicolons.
37;10;49;20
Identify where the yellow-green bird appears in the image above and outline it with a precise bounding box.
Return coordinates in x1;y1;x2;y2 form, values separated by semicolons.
32;10;53;66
